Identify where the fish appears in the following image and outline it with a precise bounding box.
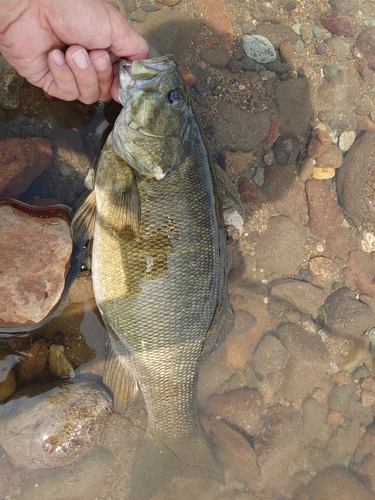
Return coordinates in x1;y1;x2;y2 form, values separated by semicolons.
72;54;234;499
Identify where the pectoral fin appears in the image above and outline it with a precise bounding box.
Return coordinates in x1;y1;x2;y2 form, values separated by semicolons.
71;190;97;242
110;169;141;239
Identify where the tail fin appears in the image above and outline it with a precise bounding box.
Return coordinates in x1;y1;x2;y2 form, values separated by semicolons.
132;429;222;499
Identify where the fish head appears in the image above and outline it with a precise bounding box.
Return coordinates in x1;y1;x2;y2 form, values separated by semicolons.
111;55;195;181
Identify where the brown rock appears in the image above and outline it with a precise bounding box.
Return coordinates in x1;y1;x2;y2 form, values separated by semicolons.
325;226;358;256
344;250;375;302
14;338;49;384
305;178;345;237
206;388;264;435
221;150;255;178
327;410;345;426
279;40;294;63
0;347;16;403
306;466;375;500
253;334;289;375
315;144;343;170
320;10;357;37
0;137;53;198
307;128;333;158
277;323;330;401
156;0;180;4
194;0;233;50
269;278;327;315
357;27;375;71
308;256;341;284
0;203;72;328
237;177;258;205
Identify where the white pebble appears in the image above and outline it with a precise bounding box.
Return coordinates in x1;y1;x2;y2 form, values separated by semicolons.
338;130;356;152
243;35;276;63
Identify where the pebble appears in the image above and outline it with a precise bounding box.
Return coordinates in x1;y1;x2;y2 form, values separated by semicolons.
312;166;336;179
302;398;326;443
0;202;72;328
299;156;314;181
253;334;289;375
237;177;258;205
252;166;264;187
308;128;333;159
122;0;136;11
0;137;53;198
139;3;160;12
329;0;359;13
0;68;25;109
322;287;375;339
255;215;305;274
300;23;313;45
0;380;112;469
269;278;327;315
199;47;231;69
305;178;345;237
195;0;233;50
336;131;375;224
338;130;356;151
277;323;330;401
356;27;375;70
49;345;75;379
205;388;264;435
156;0;180;4
279;40;294;63
14;338;49;384
273;133;299;166
242;35;277;63
328;384;352;412
0;349;16;403
361;390;375;408
315;144;343;170
320;10;358;37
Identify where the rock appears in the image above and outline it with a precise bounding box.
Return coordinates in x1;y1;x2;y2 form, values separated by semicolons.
210;419;261;491
237;177;258;205
0;202;72;328
221;150;255;179
14;338;49;384
328;384;352;412
122;0;136;12
242;35;277;63
305;178;345;237
338;130;356;151
253;405;302;490
320;10;357;37
279;40;295;63
307;128;333;158
211;102;271;152
0;380;112;469
139;3;161;12
19;446;114;500
302;398;326;443
255;216;305;274
269;278;327;315
325;226;358;256
0;68;25;109
199;47;231;69
0;137;53;198
198;347;233;401
302;466;375;500
299;156;314;181
156;0;180;4
194;0;233;50
344;250;375;302
273;133;299;166
253;334;289;375
0;349;16;403
321;287;375;339
314;144;343;170
308;256;341;285
312;167;336;179
277;323;330;401
356;27;375;71
336;131;375;224
340;336;372;373
49;345;75;379
329;0;359;13
205;388;264;435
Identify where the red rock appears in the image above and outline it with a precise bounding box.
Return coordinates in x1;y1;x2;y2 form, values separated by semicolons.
0;137;53;198
320;10;357;37
14;338;49;384
315;144;343;169
205;388;264;435
179;69;195;88
357;27;375;71
344;250;375;303
221;150;255;178
265;119;280;144
307;128;333;158
237;177;258;205
305;178;345;237
194;0;233;50
0;202;72;328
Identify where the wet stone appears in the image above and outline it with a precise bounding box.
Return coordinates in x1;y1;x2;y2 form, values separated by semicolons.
205;388;264;435
49;345;75;379
0;380;112;469
269;278;327;315
0;137;53;198
322;287;375;339
305;178;345;237
328;384;352;412
329;0;359;13
320;10;357;37
325;226;358;256
308;128;333;159
273;133;299;166
0;68;25;110
0;349;16;403
14;338;49;384
356;27;375;71
277;323;330;401
253;334;289;375
122;0;136;11
243;35;277;63
315;144;343;170
195;0;233;50
199;47;231;69
0;204;72;328
279;40;295;63
302;398;326;443
255;216;305;274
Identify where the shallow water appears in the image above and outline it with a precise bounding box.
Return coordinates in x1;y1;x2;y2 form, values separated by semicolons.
2;0;375;499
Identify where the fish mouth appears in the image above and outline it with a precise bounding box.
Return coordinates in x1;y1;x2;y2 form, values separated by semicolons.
119;55;177;91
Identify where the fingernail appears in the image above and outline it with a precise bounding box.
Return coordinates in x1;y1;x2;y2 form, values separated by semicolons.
92;55;108;72
71;49;89;69
51;49;65;66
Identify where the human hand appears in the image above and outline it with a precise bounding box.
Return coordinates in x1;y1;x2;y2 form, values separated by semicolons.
0;0;149;104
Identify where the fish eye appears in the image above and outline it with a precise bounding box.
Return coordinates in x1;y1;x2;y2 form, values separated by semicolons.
167;89;184;105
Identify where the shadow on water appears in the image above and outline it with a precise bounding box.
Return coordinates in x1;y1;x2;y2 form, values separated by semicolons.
2;2;370;500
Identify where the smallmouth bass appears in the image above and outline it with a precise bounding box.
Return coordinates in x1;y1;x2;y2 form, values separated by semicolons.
73;54;233;499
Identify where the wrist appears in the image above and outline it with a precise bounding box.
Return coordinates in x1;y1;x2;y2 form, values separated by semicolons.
0;0;30;34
